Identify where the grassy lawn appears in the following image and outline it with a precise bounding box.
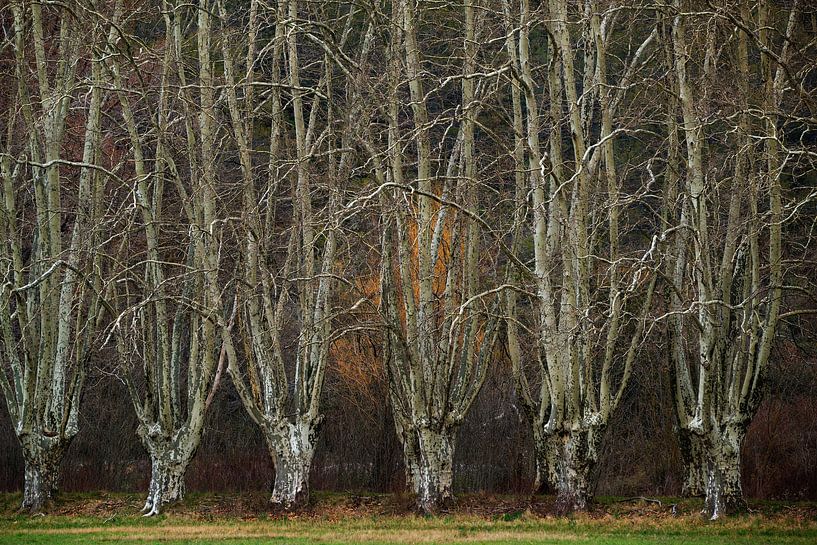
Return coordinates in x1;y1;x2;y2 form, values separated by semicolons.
1;493;815;544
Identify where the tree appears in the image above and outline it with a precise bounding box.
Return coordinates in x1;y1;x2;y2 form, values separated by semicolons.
107;0;227;516
358;0;503;514
503;0;659;513
218;0;363;509
665;0;805;519
0;0;112;511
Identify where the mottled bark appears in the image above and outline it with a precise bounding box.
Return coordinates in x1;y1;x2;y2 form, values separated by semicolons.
142;451;189;516
138;425;200;516
702;426;747;519
20;437;68;512
394;418;422;495
414;426;456;514
265;419;320;509
546;429;601;515
531;428;550;495
679;428;707;497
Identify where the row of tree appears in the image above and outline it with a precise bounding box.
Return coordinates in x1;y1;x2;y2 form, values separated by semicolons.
1;0;815;521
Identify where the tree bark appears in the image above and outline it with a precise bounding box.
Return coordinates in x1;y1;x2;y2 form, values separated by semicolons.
265;418;320;509
702;426;746;519
142;451;188;516
679;428;707;497
414;426;456;514
139;430;198;516
546;429;600;515
531;428;550;496
395;421;422;496
20;437;67;512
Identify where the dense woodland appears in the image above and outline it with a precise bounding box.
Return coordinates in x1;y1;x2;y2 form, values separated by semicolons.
1;0;816;521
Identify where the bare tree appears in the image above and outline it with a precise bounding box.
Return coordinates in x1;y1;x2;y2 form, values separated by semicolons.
0;0;112;512
107;0;227;516
218;0;363;509
357;0;503;514
503;0;658;513
665;0;807;519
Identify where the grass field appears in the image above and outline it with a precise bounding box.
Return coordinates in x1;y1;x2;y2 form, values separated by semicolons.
1;493;815;544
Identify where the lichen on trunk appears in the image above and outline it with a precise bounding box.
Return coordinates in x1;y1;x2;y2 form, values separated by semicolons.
20;436;68;513
265;418;319;509
395;421;422;496
142;452;189;516
531;427;550;495
139;428;199;517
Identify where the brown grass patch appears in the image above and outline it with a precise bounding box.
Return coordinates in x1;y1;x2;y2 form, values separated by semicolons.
5;524;581;544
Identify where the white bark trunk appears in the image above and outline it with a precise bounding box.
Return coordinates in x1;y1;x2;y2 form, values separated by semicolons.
265;419;319;509
702;426;746;519
414;426;455;514
142;451;189;516
20;437;67;512
139;429;198;516
546;429;600;515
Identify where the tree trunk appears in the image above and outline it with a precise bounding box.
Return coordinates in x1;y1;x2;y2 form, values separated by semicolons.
546;429;599;515
414;426;456;514
399;428;422;497
265;419;319;509
20;437;67;513
679;428;707;497
142;448;191;516
531;427;550;495
702;426;746;520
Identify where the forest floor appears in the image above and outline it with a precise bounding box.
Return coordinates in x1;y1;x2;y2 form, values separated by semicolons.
0;492;815;544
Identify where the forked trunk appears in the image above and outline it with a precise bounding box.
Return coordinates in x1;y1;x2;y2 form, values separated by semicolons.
266;418;320;509
414;426;455;514
702;426;746;519
679;428;707;497
141;448;192;516
20;436;68;513
546;429;599;515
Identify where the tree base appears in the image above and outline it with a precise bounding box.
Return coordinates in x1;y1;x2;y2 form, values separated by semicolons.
141;453;189;516
414;427;456;515
546;429;599;515
20;437;67;513
679;430;707;497
702;457;745;520
680;425;746;519
266;419;320;511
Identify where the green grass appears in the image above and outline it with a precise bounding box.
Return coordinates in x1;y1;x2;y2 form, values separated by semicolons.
1;493;815;544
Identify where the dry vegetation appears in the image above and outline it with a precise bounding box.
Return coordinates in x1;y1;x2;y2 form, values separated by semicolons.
1;492;816;545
